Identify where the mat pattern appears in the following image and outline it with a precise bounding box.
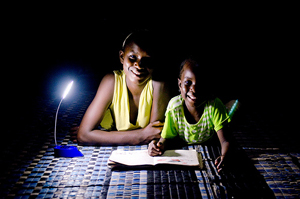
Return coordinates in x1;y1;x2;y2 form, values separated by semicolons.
1;91;299;198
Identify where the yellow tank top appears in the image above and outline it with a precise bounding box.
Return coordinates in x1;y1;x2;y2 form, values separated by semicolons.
100;70;153;131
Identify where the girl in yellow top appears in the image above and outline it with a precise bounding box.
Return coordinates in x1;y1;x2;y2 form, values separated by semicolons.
77;31;170;145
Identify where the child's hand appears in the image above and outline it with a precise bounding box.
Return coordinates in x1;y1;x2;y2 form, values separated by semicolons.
214;155;225;172
148;140;164;156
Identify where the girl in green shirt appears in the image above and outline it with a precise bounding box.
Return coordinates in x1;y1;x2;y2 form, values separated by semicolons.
148;57;231;172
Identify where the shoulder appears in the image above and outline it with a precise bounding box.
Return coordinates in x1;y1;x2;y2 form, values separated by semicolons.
88;72;115;112
167;95;183;111
100;72;115;87
207;98;224;107
150;80;171;122
213;98;225;108
152;79;169;91
151;80;170;101
207;98;228;117
95;72;115;100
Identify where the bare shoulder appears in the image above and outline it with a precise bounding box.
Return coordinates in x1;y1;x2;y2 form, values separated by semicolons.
97;73;115;92
94;72;115;101
152;80;170;100
150;80;170;122
152;80;169;92
100;73;115;86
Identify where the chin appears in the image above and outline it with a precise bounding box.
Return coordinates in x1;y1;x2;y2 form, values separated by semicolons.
185;97;201;108
131;75;151;85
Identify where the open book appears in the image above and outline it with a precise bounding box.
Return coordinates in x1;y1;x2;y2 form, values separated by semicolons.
108;149;203;169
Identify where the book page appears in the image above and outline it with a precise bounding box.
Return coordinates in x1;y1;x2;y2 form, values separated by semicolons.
109;150;154;166
109;149;201;167
154;150;199;166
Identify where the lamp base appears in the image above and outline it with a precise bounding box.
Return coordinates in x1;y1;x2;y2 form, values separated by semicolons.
54;145;84;157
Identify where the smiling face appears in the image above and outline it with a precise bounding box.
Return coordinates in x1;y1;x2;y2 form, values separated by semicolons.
119;41;154;86
178;62;201;108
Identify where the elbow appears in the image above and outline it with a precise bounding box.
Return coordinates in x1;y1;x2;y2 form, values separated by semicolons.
221;140;230;146
77;128;91;145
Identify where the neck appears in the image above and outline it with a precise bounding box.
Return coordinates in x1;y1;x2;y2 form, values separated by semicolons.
125;77;148;96
184;101;206;123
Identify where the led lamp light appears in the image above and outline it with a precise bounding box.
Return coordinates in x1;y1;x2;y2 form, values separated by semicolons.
62;81;73;99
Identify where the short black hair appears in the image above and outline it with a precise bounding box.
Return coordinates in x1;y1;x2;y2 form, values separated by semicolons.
121;30;156;56
179;55;200;78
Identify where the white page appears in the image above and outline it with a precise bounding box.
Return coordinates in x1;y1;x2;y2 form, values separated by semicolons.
109;150;200;167
109;150;154;166
153;150;199;166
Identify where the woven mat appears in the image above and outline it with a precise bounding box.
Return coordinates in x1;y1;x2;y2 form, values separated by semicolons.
1;91;299;198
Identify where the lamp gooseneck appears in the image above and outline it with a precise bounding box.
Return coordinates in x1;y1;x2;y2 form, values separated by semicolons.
54;98;63;146
54;81;73;146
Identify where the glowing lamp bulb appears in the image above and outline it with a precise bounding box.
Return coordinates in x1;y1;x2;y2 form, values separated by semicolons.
62;81;73;99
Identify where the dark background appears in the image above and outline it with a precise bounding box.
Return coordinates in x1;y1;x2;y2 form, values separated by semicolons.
3;4;296;133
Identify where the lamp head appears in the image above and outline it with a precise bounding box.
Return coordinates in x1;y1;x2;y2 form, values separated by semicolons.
62;81;73;99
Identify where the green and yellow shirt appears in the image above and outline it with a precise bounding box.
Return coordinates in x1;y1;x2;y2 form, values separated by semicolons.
161;95;231;144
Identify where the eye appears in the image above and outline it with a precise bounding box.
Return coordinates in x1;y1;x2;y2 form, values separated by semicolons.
128;55;137;62
184;80;192;86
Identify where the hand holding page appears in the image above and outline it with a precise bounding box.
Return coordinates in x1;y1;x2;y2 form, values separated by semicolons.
108;150;203;169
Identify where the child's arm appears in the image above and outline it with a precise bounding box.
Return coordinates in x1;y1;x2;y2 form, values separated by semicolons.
77;74;163;146
148;137;166;156
215;128;230;172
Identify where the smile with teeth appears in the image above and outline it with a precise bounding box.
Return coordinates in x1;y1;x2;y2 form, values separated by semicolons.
130;68;147;77
187;95;197;101
132;70;141;76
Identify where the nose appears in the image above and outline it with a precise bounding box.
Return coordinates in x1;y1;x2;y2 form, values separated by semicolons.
134;61;140;68
134;61;144;70
190;84;196;93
